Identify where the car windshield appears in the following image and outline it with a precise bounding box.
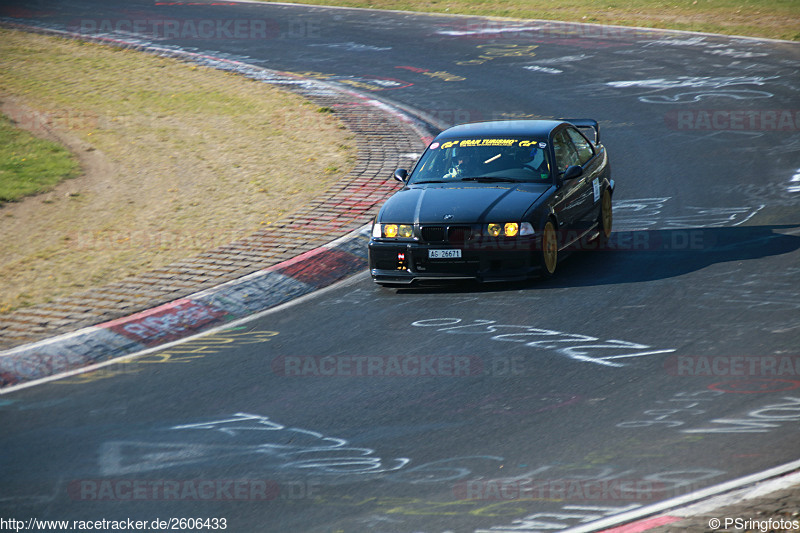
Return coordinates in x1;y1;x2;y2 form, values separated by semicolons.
408;137;552;184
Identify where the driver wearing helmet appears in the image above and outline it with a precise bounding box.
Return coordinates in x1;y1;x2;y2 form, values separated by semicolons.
444;147;473;179
520;145;549;177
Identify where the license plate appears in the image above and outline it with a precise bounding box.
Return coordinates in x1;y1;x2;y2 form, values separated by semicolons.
428;249;462;259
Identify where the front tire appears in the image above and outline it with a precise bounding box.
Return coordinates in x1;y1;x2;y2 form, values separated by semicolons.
540;219;558;277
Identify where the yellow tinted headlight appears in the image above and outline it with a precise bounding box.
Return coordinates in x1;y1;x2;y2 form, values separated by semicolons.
384;224;398;238
398;224;413;238
504;223;519;237
487;223;502;237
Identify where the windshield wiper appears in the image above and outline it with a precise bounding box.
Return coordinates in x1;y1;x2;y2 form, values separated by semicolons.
460;176;523;183
412;179;448;184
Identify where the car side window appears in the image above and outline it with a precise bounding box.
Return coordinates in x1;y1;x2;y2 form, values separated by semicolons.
553;131;580;173
566;127;595;165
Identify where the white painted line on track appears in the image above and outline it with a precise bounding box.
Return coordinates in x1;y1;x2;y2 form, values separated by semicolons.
669;469;800;517
564;458;800;532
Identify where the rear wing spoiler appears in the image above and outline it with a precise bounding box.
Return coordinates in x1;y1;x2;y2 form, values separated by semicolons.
563;119;600;145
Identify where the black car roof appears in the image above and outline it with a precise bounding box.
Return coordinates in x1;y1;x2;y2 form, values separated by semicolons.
433;120;566;140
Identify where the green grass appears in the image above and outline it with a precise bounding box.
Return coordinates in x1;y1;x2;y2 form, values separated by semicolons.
259;0;800;41
0;113;80;203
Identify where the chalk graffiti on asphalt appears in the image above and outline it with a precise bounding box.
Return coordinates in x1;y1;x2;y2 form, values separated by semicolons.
605;75;776;104
618;391;800;434
100;412;410;476
612;197;765;231
411;319;675;368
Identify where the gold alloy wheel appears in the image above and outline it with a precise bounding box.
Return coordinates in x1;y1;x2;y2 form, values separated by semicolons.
542;220;558;275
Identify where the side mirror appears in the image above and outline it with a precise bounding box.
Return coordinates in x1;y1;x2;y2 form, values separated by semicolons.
563;165;583;181
393;168;408;183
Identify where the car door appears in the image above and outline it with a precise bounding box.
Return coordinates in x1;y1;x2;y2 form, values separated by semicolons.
551;129;586;235
565;126;603;230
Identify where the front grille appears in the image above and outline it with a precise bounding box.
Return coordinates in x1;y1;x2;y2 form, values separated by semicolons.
448;226;472;244
420;226;445;243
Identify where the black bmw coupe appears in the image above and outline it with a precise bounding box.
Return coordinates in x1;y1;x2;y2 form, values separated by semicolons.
369;119;614;286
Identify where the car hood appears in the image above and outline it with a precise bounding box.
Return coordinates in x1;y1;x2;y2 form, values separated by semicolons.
378;183;552;225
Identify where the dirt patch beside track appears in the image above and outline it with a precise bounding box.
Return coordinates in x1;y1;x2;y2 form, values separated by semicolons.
0;28;355;313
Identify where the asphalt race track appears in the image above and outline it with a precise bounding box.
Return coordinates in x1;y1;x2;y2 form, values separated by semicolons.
1;1;800;531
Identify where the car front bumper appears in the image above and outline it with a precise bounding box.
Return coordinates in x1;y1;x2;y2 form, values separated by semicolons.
368;237;542;285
